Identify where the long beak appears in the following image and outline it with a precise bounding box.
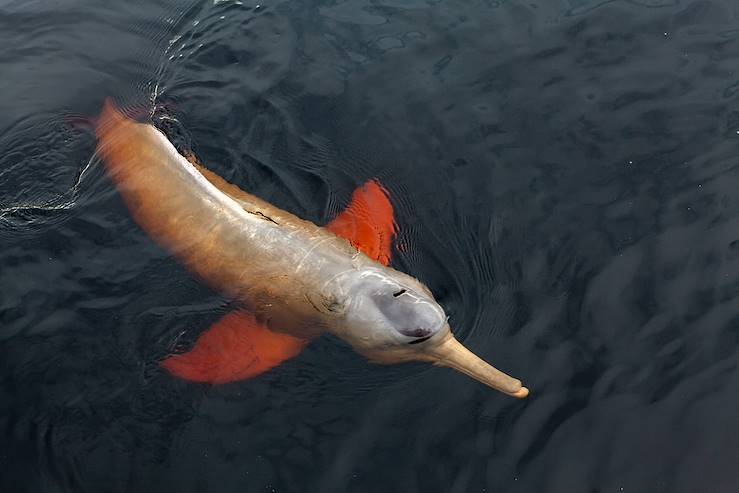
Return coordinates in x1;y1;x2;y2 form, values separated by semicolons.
428;334;529;398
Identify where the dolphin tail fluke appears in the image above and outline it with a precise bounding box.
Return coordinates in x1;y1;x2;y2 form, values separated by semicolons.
161;310;309;384
327;180;396;266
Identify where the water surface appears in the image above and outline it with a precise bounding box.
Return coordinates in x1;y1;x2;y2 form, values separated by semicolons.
2;1;739;492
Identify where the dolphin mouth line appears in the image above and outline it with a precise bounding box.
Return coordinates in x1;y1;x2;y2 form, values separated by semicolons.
408;335;432;345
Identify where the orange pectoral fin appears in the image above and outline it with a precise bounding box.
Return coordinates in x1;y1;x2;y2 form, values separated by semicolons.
327;179;396;265
161;311;308;384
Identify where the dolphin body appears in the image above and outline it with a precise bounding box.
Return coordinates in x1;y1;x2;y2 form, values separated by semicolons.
95;99;528;398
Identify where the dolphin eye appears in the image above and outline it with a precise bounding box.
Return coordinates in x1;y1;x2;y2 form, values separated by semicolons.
401;328;431;338
393;289;406;297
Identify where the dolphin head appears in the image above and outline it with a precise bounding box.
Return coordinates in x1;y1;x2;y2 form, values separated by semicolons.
332;266;529;398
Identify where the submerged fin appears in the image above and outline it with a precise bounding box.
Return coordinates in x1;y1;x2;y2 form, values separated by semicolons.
327;180;396;266
160;160;397;384
161;310;308;384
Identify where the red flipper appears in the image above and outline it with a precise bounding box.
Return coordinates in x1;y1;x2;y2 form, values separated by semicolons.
161;179;396;383
327;180;396;266
161;311;308;384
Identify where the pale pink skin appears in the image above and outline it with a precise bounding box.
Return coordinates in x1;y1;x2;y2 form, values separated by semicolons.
96;101;528;398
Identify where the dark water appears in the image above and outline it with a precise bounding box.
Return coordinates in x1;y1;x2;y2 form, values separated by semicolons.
2;0;739;491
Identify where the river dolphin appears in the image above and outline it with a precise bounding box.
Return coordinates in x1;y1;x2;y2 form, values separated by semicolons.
94;99;528;398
